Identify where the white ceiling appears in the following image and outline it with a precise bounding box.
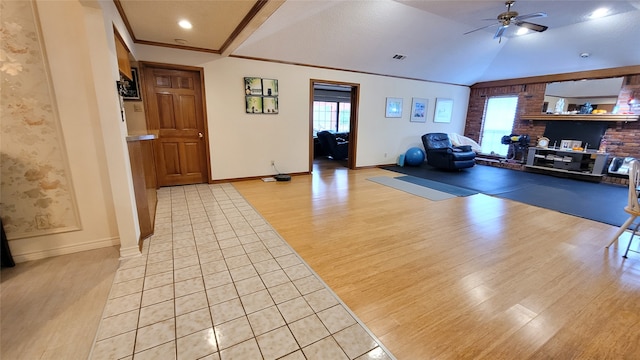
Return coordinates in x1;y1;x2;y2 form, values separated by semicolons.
117;0;640;86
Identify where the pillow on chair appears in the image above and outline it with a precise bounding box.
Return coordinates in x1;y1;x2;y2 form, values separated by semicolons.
448;133;481;153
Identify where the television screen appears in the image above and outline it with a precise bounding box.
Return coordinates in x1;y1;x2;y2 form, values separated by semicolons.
543;121;608;149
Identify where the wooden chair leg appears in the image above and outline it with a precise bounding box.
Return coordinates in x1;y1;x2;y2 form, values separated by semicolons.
607;215;637;248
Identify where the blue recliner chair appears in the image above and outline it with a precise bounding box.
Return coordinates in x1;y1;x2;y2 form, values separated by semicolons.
317;131;349;160
421;133;475;170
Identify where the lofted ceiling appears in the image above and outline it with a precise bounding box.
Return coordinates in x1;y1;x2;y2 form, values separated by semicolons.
115;0;640;86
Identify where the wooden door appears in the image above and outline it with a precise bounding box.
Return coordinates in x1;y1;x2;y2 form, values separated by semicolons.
142;65;209;186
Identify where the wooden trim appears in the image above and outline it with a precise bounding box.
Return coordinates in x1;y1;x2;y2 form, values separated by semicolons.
138;61;207;73
113;0;136;43
233;55;465;87
348;85;360;170
309;79;361;171
220;0;268;54
308;82;315;173
209;172;310;184
112;25;131;53
198;70;213;184
472;65;640;89
134;39;220;54
221;1;285;57
114;29;132;80
520;114;639;122
372;164;398;169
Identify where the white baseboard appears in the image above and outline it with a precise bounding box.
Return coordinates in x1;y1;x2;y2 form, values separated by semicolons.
11;237;120;263
119;244;142;260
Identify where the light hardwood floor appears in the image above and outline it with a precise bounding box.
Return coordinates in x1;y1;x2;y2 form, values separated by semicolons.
2;162;638;359
234;162;640;359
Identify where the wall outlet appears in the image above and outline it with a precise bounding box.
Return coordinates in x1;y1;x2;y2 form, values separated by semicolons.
35;215;49;229
271;160;275;166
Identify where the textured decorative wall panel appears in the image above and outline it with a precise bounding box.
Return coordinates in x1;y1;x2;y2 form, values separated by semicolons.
0;0;80;239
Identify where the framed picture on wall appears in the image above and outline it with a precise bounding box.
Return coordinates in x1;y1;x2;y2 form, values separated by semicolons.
385;97;403;118
121;67;141;100
410;98;428;122
245;96;263;113
434;98;453;123
244;77;263;95
244;77;279;114
263;97;278;114
262;79;278;96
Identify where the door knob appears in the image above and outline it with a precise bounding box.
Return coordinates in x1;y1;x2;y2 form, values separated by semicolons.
198;132;203;138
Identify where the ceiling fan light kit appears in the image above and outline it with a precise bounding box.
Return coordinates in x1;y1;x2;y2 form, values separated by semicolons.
464;0;548;42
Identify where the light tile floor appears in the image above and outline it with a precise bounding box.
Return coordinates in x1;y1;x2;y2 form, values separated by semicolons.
89;183;395;360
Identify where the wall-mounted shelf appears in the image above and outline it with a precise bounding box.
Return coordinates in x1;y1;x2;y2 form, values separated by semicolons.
520;114;638;122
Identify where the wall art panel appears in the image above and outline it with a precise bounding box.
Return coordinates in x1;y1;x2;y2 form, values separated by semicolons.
0;0;81;239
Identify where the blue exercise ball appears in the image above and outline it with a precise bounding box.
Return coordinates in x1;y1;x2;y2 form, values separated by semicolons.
405;147;425;166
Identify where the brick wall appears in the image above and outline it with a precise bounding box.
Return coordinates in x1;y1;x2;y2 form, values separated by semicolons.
465;75;640;151
465;83;547;145
607;75;640;158
464;74;640;184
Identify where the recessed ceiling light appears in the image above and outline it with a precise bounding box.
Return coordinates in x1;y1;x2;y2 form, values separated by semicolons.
589;8;609;19
174;39;188;45
178;20;192;29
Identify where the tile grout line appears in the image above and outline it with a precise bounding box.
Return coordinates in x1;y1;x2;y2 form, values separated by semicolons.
89;183;396;359
199;183;270;358
227;183;398;360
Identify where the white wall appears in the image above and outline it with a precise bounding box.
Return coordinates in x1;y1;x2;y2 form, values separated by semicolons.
81;1;140;259
135;46;470;180
6;0;470;261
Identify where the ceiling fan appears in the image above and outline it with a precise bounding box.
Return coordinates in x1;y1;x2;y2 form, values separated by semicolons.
464;1;548;42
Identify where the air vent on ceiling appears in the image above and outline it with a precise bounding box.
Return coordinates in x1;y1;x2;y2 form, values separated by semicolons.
392;54;406;60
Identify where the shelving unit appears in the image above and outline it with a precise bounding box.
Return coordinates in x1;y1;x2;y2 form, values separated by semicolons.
520;114;638;122
525;147;609;177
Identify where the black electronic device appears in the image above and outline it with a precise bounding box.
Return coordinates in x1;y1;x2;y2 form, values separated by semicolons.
271;162;291;181
274;174;291;182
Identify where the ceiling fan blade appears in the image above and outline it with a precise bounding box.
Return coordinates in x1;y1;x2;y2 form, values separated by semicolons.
515;21;548;32
515;12;547;21
463;22;499;35
494;25;508;39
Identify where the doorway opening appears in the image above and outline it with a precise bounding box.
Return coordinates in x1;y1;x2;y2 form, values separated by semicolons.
309;80;359;173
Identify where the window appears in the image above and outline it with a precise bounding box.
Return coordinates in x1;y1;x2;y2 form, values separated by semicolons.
313;101;350;136
480;96;518;155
